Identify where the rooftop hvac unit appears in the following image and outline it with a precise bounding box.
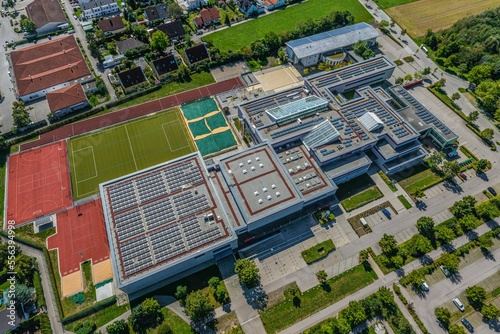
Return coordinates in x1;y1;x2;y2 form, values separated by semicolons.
259;163;264;168
254;191;259;196
255;156;260;161
243;169;247;174
276;191;281;197
239;162;244;167
251;166;256;171
258;198;263;204
263;187;268;192
267;195;272;200
271;184;276;189
247;159;252;164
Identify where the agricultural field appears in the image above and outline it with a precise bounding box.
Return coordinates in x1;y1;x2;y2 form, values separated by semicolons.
386;0;500;37
68;108;196;200
202;0;373;52
374;0;417;9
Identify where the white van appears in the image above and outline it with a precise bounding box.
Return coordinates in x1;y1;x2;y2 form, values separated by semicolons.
421;45;429;53
453;298;465;312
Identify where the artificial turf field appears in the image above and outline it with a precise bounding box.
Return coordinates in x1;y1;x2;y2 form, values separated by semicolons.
68;108;196;200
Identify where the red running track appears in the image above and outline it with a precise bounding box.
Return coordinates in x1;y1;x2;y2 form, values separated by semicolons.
20;77;244;151
47;199;110;277
7;141;73;226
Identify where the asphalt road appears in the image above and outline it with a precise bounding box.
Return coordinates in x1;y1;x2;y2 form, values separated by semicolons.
412;247;500;334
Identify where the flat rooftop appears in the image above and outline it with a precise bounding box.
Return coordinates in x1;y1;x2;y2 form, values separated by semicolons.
389;85;458;142
219;144;302;224
100;153;234;283
323;152;372;180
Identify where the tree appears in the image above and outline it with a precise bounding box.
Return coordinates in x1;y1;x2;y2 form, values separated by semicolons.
395;77;404;85
316;270;328;285
425;151;444;170
468;64;492;84
15;254;33;285
481;303;500;320
475;159;488;172
359;250;369;263
451;92;460;101
434;307;451;328
353;40;374;59
480;128;494;140
448;324;466;334
20;18;36;34
157;323;173;334
459;214;478;232
12;101;31;129
215;285;228;304
175;285;187;302
422;67;432;75
391;255;404;268
379;20;389;31
168;2;183;19
150;30;169;54
106;320;129;334
450;196;477;219
74;320;96;334
416;216;435;240
440;253;460;273
128;298;164;332
479;236;494;250
441;160;460;179
404;73;413;82
436;226;455;244
250;40;269;59
465;285;487;307
208;277;220;289
234;258;260;287
184;290;214;322
414;189;425;202
468;110;479;123
263;32;281;54
14;284;33;305
379;234;398;255
408;234;433;257
340;300;366;327
133;24;149;43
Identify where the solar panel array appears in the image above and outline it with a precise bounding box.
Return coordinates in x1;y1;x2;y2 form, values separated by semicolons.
393;86;453;137
303;120;340;149
106;157;229;278
266;95;328;121
270;117;324;139
243;88;305;116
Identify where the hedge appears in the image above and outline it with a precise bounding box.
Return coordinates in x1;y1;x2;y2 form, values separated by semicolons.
33;271;46;309
459;146;478;161
61;296;117;325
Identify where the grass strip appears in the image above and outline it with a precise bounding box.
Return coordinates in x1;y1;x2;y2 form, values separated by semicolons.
301;240;336;264
378;171;397;192
260;264;378;333
397;195;412;209
341;186;383;212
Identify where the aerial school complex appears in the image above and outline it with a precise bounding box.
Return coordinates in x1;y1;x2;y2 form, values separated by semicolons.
4;23;458;296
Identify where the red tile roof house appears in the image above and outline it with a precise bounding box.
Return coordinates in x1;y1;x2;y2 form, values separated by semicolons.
97;16;125;36
46;83;89;118
9;36;93;102
263;0;285;10
193;7;220;29
26;0;67;35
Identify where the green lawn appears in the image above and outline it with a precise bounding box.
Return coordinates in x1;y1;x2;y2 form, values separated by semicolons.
341;186;384;212
260;264;378;333
301;240;336;264
65;303;130;331
375;0;418;9
108;71;215;113
68;108;196;200
161;308;195;334
202;0;373;52
335;174;375;201
397;195;412;209
398;168;442;195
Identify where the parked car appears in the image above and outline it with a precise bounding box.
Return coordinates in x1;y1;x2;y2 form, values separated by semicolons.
488;187;497;196
453;298;465;312
421;280;429;291
448;150;458;158
458;172;467;180
381;208;391;219
440;265;451;277
461;318;474;332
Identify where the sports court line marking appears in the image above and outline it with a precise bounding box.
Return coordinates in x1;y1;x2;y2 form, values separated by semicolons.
161;121;190;152
124;126;138;171
73;146;98;184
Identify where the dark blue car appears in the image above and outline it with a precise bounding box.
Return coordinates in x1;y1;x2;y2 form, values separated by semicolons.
381;208;391;219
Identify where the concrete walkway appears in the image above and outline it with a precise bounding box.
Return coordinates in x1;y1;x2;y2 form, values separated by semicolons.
278;218;498;334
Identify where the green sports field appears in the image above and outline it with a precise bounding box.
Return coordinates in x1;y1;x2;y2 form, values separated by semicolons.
68;108;196;200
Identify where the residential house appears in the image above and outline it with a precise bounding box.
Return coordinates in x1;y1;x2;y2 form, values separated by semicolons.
9;36;93;102
118;67;147;90
144;4;169;25
263;0;285;10
116;38;147;54
237;0;263;16
80;0;120;19
156;20;185;42
152;55;179;77
193;7;220;29
46;83;89;117
25;0;67;35
185;43;210;64
186;0;206;10
97;16;125;35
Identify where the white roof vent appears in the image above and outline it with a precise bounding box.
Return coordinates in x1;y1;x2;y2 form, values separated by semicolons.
251;166;256;171
299;177;303;182
306;183;311;188
258;198;263;204
243;169;247;174
255;156;260;161
259;163;264;168
271;184;276;189
239;162;244;167
286;158;290;163
289;168;294;173
296;165;302;171
247;159;252;164
286;151;290;155
263;187;268;192
267;195;272;200
254;191;259;196
276;191;281;197
304;162;310;168
228;169;232;174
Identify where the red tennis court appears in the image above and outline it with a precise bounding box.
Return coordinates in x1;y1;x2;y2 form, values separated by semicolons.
7;141;72;226
47;199;110;277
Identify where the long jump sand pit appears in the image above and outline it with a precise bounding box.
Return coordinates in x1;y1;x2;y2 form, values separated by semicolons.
254;66;303;93
62;271;83;297
386;0;500;37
